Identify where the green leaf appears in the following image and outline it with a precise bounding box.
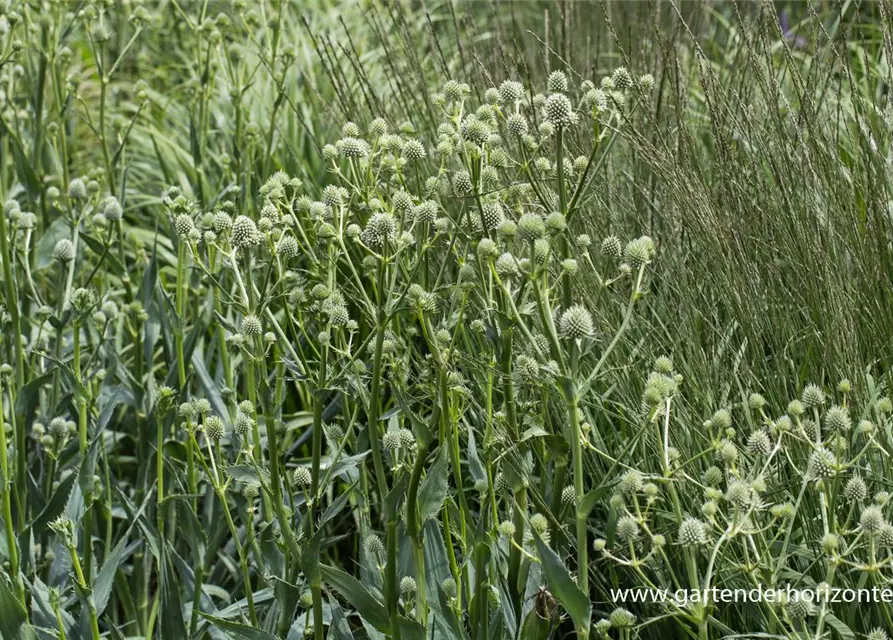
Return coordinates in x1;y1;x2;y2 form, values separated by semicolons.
199;612;279;640
519;607;551;640
227;464;271;486
418;445;449;523
34;217;71;271
94;539;139;617
320;563;389;631
532;533;591;634
824;614;856;640
160;541;188;639
327;597;355;640
0;578;27;639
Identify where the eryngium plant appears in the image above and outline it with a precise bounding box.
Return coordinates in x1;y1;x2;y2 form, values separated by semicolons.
0;59;654;640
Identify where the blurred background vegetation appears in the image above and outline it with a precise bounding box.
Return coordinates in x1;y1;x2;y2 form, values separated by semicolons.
8;0;893;419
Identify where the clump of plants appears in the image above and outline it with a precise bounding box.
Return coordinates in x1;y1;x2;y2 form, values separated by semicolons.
0;16;657;635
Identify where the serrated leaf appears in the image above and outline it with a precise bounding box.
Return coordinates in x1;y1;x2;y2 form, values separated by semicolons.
532;533;591;634
418;445;449;523
0;577;27;639
320;563;389;631
199;612;279;640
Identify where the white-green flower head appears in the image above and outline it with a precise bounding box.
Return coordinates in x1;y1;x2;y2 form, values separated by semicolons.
801;383;825;408
495;252;519;279
461;119;490;148
441;577;458;599
235;412;253;436
547;70;568;93
615;515;639;542
364;533;384;555
702;466;723;486
845;476;868;501
498;79;524;104
99;195;122;221
480;201;504;231
277;235;300;259
402;139;426;161
174;213;196;239
559;304;594;340
786;597;815;620
193;398;212;415
369;118;388;137
204;415;225;440
52;238;75;263
497;520;516;537
824;405;851;432
544;93;576;128
809;447;836;478
293;466;312;487
232;215;260;248
861;505;885;533
747;430;772;456
68;178;87;200
506;113;528;137
400;576;417;595
362;213;397;250
241;314;262;336
609;608;635;629
517;213;546;243
623;236;655;268
476;238;498;261
544;212;566;234
678;517;707;545
638;73;655;91
619;469;644;495
443;80;469;101
600;235;622;259
611;67;632;90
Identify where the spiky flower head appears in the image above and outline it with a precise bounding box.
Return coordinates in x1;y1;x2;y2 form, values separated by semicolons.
235;412;253;436
559;305;594;340
825;405;851;432
624;236;655;269
868;630;890;640
498;520;516;537
400;576;417;595
611;67;633;90
801;383;825;408
362;213;397;250
204;416;225;440
402;139;426;161
339;137;368;158
786;597;814;620
609;608;636;629
809;448;836;478
544;93;576;128
616;515;639;542
620;470;644;495
547;70;568;93
545;212;566;234
498;80;524;103
232;215;260;248
53;239;75;263
861;505;885;533
506;113;528;137
364;534;384;555
843;477;867;503
481;201;504;231
461;116;490;146
241;314;262;336
747;430;772;456
68;178;87;200
678;517;707;545
703;466;723;486
293;466;312;487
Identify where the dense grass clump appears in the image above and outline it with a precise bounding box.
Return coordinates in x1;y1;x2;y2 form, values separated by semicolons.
2;1;893;640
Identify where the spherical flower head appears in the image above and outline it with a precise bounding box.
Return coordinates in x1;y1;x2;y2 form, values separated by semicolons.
479;201;504;231
560;485;576;506
611;67;633;90
362;213;397;250
679;517;707;546
825;405;851;432
506;113;528;137
495;252;519;278
547;70;569;93
476;238;498;261
615;515;639;542
99;195;122;221
402;139;426;161
400;576;417;595
809;448;836;478
499;80;524;103
530;513;549;536
453;170;472;194
369;118;388;137
608;608;635;629
516;354;539;381
498;520;516;537
517;213;546;243
413;200;438;225
235;412;253;436
544;212;566;234
638;73;655;91
441;577;458;599
461;116;490;146
711;409;732;430
747;430;772;456
861;505;886;533
801;383;825;408
49;417;68;440
623;236;655;268
242;483;260;499
53;238;75;263
68;178;87;200
277;235;300;259
725;480;751;506
240;314;262;337
653;355;674;375
559;304;594;340
193;398;212;414
364;533;384;555
786;597;814;620
339;137;368;159
619;469;644;495
204;415;225;440
544;93;576;128
703;466;723;486
844;476;868;502
293;466;312;487
232;215;260;248
322;144;338;161
341;121;360;137
398;428;415;448
383;430;401;451
175;213;196;239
